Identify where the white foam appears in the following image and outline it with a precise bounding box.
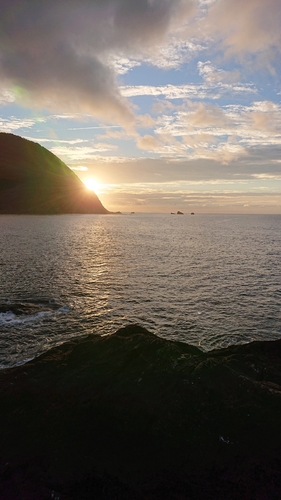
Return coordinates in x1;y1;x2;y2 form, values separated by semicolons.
0;311;17;324
0;309;52;325
58;305;70;314
0;303;70;326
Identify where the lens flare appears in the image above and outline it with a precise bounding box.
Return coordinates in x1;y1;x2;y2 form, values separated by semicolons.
84;178;100;193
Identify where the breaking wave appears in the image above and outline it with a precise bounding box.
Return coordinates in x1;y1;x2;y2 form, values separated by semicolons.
0;299;69;326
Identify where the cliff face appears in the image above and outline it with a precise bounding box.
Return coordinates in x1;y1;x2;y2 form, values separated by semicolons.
0;133;109;214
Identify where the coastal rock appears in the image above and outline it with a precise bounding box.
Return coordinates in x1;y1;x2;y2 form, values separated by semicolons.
0;133;108;214
1;325;281;499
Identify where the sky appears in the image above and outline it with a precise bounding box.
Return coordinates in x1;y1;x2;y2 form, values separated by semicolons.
0;0;281;213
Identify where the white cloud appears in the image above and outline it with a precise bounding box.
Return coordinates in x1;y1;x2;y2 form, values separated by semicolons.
71;166;89;171
143;99;281;161
51;144;118;161
24;137;86;145
109;56;141;75
197;61;241;84
121;81;256;100
0;117;37;132
143;38;204;69
0;88;15;106
252;174;281;180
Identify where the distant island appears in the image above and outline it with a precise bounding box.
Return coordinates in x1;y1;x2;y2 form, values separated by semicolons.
0;133;109;214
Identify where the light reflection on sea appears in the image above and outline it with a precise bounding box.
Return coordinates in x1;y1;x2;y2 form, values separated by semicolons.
0;213;281;368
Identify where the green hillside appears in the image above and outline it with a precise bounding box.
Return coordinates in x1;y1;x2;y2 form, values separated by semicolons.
0;133;109;214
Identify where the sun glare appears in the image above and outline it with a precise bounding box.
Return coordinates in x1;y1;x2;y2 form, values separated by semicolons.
84;178;100;193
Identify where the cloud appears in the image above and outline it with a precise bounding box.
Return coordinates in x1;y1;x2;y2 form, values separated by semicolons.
136;134;161;151
182;101;230;128
121;81;256;100
110;57;141;75
51;143;118;161
0;88;15;106
100;187;281;213
77;148;281;185
145;99;281;161
136;114;156;129
197;61;241;84
142;38;203;69
71;166;89;172
242;101;281;137
252;173;281;181
1;43;134;126
0;0;195;126
204;0;281;64
0;117;38;132
33;94;280;170
23;137;86;145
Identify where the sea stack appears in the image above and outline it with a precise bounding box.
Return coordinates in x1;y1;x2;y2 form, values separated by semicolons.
0;133;109;214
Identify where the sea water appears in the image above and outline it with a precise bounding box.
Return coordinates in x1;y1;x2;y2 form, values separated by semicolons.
0;213;281;368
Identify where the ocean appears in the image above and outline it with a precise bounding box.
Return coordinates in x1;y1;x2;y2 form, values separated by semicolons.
1;213;281;369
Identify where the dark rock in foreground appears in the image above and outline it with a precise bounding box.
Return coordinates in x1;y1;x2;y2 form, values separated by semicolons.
0;133;108;214
1;325;281;499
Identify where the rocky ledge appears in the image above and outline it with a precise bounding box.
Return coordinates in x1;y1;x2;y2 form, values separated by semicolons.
1;325;281;499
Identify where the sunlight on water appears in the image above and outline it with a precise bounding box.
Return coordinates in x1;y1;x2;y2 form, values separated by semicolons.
0;213;281;368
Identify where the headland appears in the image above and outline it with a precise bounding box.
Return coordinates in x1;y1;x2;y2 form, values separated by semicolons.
0;133;109;214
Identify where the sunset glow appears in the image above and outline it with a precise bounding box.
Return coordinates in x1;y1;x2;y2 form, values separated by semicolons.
83;178;101;193
0;0;281;213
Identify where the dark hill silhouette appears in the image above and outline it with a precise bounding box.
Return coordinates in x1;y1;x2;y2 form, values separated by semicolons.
0;133;109;214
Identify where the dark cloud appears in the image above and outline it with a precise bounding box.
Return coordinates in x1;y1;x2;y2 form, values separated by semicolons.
84;146;281;184
0;0;194;125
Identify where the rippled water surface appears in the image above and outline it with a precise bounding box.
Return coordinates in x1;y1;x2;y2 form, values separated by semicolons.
1;213;281;367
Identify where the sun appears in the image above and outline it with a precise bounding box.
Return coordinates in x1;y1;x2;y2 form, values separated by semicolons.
83;178;100;193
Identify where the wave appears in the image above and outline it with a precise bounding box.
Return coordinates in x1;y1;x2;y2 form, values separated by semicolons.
0;299;69;326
